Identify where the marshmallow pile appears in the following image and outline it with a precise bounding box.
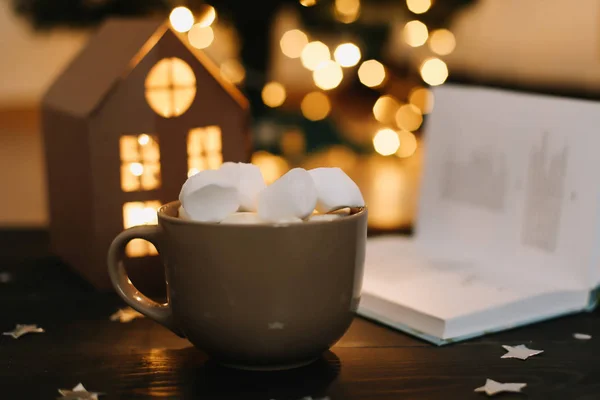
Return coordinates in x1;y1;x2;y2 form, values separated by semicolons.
178;162;364;225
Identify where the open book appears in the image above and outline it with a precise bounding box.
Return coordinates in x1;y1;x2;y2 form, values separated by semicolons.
357;85;600;344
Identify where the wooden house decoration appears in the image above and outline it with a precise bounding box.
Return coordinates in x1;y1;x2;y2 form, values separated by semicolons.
42;18;249;291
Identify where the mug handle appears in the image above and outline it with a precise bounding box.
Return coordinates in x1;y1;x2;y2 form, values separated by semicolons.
107;225;183;337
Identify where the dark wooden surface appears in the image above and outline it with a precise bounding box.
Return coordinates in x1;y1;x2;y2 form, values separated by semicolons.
2;230;600;399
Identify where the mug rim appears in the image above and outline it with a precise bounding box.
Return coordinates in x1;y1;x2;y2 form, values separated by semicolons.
158;200;367;229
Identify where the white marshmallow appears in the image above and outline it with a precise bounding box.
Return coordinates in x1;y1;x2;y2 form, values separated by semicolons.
178;205;191;220
219;162;266;212
308;167;364;213
179;170;240;222
307;213;343;222
257;168;317;222
220;212;265;225
272;217;303;225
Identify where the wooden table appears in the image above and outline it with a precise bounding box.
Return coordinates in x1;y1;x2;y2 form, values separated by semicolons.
2;230;600;399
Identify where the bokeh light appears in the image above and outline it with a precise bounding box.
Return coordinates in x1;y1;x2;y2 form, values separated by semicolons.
409;86;434;114
300;0;317;6
262;82;286;108
196;5;216;28
280;129;306;157
313;60;343;90
188;25;214;49
301;41;331;71
406;0;431;14
373;95;400;125
251;151;290;184
403;20;428;47
396;130;418;158
169;7;194;33
334;43;361;67
373;128;400;156
129;162;144;177
280;29;309;59
335;0;361;23
138;134;150;146
395;104;423;131
420;57;448;86
358;60;386;88
429;29;456;55
220;59;245;84
301;91;331;121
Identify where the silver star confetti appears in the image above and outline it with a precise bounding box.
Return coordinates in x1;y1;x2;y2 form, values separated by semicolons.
501;344;543;360
2;324;45;339
574;333;592;340
110;307;144;323
474;379;526;396
58;383;104;399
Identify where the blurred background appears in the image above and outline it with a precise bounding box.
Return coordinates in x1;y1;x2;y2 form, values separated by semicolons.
2;0;600;232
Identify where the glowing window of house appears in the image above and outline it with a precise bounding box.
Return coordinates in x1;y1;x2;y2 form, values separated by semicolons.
123;201;161;257
145;57;196;118
187;126;223;177
120;134;161;192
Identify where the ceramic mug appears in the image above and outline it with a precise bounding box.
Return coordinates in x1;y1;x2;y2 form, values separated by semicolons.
108;201;367;370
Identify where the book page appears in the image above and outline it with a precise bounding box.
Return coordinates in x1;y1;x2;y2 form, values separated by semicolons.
416;85;600;289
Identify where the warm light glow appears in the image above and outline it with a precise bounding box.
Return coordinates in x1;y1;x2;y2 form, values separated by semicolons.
429;29;456;55
188;24;214;49
335;0;360;17
373;95;400;125
313;60;343;90
301;41;331;71
129;162;144;177
334;43;361;67
197;5;216;27
358;60;386;88
145;58;196;118
396;130;418;158
220;59;245;84
407;0;431;14
281;129;306;157
301;91;331;121
395;104;423;131
188;126;222;175
403;20;428;47
420;57;448;86
300;0;317;6
409;86;434;114
280;29;309;59
138;134;150;146
123;201;161;257
169;7;194;33
373;129;400;156
262;82;286;107
251;151;290;184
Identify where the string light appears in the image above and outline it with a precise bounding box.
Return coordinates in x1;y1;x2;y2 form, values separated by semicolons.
406;0;431;14
169;7;194;33
262;82;286;108
358;60;386;88
220;60;245;84
280;30;309;59
188;25;214;49
395;104;423;131
429;29;456;55
313;60;343;90
373;95;400;125
301;92;331;121
409;87;434;114
403;20;428;47
196;5;216;27
301;41;331;71
396;130;418;158
334;43;361;67
373;129;400;156
420;57;448;86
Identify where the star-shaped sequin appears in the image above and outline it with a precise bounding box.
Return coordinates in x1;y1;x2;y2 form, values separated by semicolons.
2;324;44;339
474;379;526;396
110;307;144;323
501;344;543;360
58;383;104;399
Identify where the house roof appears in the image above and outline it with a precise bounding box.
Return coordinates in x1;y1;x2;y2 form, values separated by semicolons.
43;18;247;117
